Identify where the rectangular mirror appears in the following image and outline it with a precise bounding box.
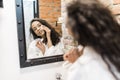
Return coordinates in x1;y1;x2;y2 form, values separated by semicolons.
16;0;64;68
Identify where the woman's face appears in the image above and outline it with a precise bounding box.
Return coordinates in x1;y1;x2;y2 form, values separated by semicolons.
31;21;45;37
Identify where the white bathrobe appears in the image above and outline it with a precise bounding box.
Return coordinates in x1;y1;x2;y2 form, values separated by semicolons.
64;46;120;80
27;38;64;59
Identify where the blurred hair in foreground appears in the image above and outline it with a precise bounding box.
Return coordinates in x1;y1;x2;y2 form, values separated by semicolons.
66;0;120;75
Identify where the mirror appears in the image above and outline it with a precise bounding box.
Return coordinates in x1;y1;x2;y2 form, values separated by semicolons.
23;0;63;60
16;0;65;68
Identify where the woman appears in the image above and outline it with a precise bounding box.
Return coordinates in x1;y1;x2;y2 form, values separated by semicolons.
27;18;63;59
63;0;120;80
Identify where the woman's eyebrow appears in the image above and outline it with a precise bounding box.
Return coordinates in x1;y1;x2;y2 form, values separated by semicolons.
37;23;41;26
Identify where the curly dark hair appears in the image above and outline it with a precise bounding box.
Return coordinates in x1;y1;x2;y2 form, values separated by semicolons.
30;18;60;46
66;0;120;79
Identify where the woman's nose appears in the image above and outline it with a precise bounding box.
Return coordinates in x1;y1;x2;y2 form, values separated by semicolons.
37;27;41;31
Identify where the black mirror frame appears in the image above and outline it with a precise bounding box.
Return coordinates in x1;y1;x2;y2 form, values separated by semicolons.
0;0;3;7
15;0;63;68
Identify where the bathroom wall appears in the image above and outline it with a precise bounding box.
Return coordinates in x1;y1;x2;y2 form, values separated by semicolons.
61;0;73;37
39;0;62;35
111;0;120;24
0;0;67;80
99;0;120;17
39;0;61;26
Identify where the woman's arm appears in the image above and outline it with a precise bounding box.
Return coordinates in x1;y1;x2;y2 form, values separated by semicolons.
42;25;53;48
46;35;53;48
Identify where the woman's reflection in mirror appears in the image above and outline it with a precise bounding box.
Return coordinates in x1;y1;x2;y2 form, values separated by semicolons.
27;18;63;59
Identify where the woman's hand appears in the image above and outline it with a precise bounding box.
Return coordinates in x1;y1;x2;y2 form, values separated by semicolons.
63;47;84;63
41;25;53;48
36;41;45;55
41;25;51;38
